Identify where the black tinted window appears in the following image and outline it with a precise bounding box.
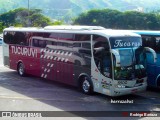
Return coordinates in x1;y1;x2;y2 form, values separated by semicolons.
141;35;160;52
75;34;90;41
93;35;112;78
32;39;46;48
3;31;29;46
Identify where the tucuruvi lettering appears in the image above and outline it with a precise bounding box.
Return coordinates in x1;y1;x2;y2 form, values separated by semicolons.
11;46;38;58
114;40;141;48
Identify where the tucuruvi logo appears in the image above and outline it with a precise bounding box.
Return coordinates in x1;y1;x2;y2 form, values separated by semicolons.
11;46;38;58
114;40;142;48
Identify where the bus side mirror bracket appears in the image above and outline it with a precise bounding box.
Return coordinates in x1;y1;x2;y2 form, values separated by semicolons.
144;47;157;63
111;49;121;67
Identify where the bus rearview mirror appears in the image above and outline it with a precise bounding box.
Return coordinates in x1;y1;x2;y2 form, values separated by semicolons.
144;47;157;63
111;49;121;67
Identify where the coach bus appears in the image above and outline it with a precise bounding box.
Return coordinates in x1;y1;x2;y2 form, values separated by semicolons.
2;26;157;96
126;30;160;88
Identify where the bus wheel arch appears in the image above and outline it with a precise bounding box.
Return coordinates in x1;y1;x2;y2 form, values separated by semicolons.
74;60;81;66
78;74;93;95
17;62;25;77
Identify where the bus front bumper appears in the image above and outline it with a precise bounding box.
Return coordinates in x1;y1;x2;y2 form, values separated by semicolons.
112;84;147;96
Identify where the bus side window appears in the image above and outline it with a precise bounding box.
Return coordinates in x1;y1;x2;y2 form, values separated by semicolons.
142;37;147;47
150;37;156;50
39;40;46;48
142;36;156;51
156;39;160;52
33;39;39;47
46;41;52;45
73;34;91;67
73;43;81;47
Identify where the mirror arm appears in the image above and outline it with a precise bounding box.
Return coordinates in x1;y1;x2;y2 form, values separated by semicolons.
144;47;157;63
111;49;121;67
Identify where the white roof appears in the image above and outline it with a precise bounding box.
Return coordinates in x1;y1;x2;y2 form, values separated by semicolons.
44;25;106;30
3;26;140;37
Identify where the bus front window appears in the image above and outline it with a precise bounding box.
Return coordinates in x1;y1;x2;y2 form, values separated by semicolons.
113;48;146;80
110;37;147;80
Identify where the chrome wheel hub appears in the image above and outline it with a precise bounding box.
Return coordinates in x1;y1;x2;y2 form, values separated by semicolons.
82;79;90;93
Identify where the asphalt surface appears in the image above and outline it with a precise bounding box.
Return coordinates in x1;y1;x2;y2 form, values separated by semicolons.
0;46;160;120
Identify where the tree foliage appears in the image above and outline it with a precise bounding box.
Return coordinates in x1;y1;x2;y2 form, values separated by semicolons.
0;8;63;32
0;8;49;27
74;9;160;30
1;0;160;23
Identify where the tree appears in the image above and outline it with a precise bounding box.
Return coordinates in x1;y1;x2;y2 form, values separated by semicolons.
0;8;63;32
0;22;5;32
74;9;160;30
74;9;124;28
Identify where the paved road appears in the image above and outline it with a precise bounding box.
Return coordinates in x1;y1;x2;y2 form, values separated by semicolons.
0;46;160;120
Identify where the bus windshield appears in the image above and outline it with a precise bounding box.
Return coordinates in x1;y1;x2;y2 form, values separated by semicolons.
109;37;146;80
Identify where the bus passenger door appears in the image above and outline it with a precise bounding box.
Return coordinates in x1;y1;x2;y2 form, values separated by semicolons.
91;35;112;94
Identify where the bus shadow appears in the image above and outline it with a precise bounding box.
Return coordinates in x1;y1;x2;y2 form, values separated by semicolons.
0;69;159;118
147;86;160;93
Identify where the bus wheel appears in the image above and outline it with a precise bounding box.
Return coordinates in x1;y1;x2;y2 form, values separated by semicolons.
81;77;93;95
18;63;25;77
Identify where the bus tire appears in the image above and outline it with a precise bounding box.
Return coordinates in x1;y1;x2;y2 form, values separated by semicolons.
18;62;25;77
80;76;93;95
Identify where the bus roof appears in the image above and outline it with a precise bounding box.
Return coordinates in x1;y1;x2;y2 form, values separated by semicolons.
44;25;106;30
3;26;140;37
132;30;160;36
118;30;160;36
